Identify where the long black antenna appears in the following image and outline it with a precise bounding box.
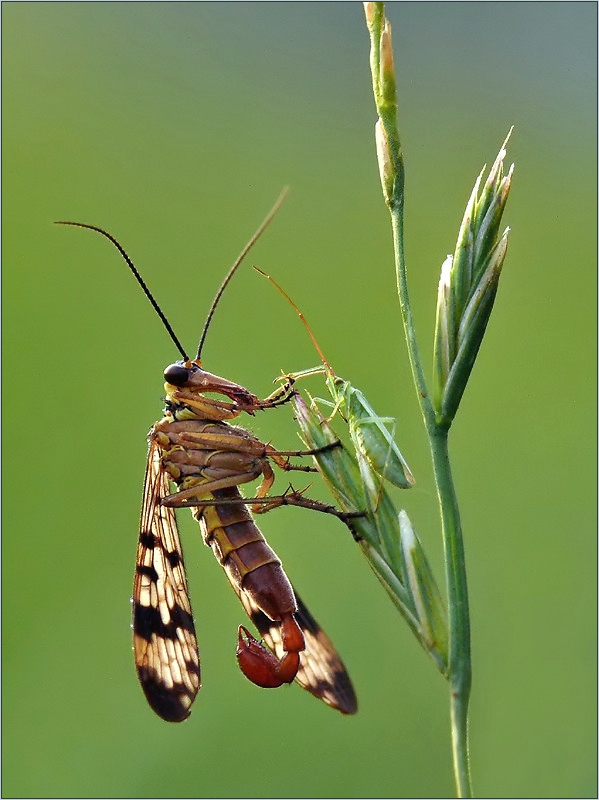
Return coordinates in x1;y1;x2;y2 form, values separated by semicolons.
55;221;190;361
195;187;288;361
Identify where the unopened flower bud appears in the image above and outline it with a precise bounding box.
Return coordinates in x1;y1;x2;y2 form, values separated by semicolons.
375;119;395;205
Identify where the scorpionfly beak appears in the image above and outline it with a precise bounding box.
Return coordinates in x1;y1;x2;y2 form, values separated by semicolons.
184;360;260;408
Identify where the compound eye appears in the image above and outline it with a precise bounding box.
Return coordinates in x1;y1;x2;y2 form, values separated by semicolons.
164;363;190;386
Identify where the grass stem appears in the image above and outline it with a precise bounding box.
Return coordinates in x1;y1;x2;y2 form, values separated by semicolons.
366;4;474;793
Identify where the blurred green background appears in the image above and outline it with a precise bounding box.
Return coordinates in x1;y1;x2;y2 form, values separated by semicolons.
3;3;596;798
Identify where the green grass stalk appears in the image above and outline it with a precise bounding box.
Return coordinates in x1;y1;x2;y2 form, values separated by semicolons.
365;3;473;795
390;183;473;800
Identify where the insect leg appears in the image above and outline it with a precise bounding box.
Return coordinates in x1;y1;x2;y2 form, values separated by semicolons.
254;379;297;409
160;467;264;506
179;488;364;538
262;440;341;473
164;422;337;466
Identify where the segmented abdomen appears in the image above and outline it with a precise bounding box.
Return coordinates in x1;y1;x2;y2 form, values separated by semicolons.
194;488;297;623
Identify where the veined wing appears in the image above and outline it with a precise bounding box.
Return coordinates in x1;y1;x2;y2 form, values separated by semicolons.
237;585;357;715
133;437;201;722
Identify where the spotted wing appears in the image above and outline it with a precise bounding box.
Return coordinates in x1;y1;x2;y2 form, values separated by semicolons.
237;586;357;714
133;437;201;722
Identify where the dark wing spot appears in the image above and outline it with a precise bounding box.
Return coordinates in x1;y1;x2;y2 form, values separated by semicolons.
136;666;197;723
139;530;156;549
